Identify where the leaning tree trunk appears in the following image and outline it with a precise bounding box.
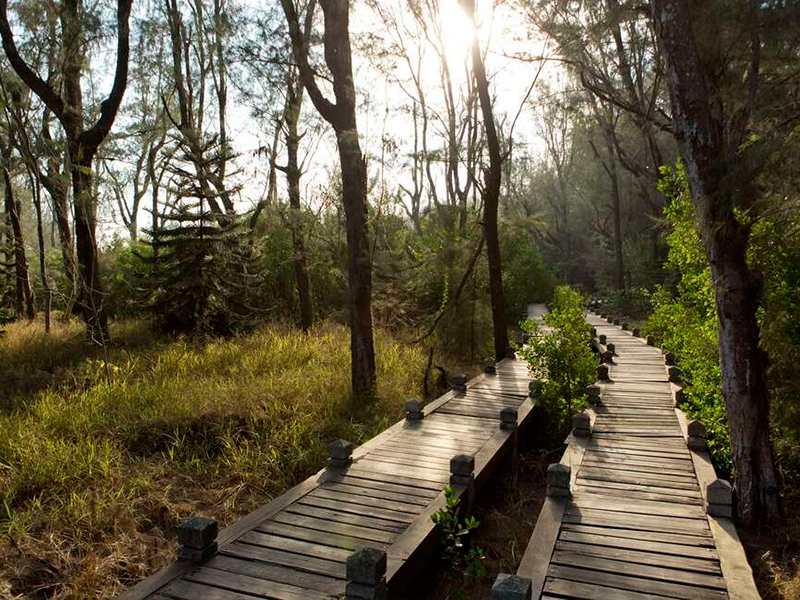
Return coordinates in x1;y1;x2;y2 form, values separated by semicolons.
3;167;34;320
469;0;509;361
71;154;109;346
28;169;51;331
651;0;780;526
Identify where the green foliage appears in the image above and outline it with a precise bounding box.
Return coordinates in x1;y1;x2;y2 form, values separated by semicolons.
137;204;264;335
431;486;486;578
501;224;557;321
519;285;595;444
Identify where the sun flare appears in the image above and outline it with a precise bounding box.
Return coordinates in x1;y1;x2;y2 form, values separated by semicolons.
437;0;476;70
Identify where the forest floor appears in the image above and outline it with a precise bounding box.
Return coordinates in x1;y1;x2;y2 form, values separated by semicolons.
0;315;469;599
414;441;554;600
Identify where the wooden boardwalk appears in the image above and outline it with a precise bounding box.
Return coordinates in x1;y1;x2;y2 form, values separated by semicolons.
514;312;759;600
119;305;545;600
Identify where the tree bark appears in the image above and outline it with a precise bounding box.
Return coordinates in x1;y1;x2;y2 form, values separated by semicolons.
283;71;313;332
28;168;50;331
3;167;34;320
467;0;509;360
651;0;780;526
280;0;376;399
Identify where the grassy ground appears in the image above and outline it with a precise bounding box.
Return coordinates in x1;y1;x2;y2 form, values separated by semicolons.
0;317;432;599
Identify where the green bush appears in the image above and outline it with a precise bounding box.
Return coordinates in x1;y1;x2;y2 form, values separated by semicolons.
519;285;595;445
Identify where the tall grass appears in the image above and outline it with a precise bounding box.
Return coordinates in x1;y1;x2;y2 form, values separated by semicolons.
0;319;427;599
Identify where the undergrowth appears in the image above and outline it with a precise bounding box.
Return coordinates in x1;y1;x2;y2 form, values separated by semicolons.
0;318;427;599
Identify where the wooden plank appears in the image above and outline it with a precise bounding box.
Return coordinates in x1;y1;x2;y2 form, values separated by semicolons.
580;460;700;480
551;550;726;588
577;466;700;490
159;579;261;600
516;496;568;594
337;467;444;492
546;564;727;600
346;459;450;484
318;481;431;507
324;473;439;497
184;566;333;600
570;495;705;518
555;540;721;574
563;508;710;536
221;541;345;578
205;555;343;595
574;477;702;499
574;483;702;505
239;530;352;562
542;576;678;600
708;516;761;599
297;494;418;523
256;521;391;551
559;529;719;559
309;487;426;514
284;503;405;533
357;452;452;472
270;511;398;544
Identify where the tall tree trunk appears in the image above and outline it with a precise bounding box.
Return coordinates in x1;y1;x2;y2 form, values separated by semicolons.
280;0;376;399
27;169;51;331
602;125;625;292
651;0;780;526
3;168;35;319
284;74;313;332
468;0;509;360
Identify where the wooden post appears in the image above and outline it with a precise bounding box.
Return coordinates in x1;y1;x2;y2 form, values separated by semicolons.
597;364;610;381
329;439;354;469
586;384;601;406
528;380;543;399
345;547;387;600
572;411;592;437
177;516;218;563
546;463;570;497
687;420;707;451
622;322;629;331
632;327;640;337
491;573;532;599
646;335;655;346
606;342;615;354
450;373;467;393
706;479;733;518
484;357;497;374
664;352;676;366
450;454;475;515
405;398;423;421
599;334;607;344
667;365;681;383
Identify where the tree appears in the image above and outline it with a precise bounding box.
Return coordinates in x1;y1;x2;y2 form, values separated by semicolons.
649;0;798;526
462;0;509;359
0;0;133;345
280;0;376;399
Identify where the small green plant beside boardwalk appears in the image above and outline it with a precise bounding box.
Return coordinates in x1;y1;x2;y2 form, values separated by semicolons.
0;318;426;598
431;486;487;580
519;286;596;444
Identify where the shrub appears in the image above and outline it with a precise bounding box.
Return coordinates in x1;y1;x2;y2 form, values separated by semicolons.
519;285;595;445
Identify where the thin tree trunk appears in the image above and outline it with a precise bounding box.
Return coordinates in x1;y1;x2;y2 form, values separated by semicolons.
28;169;50;331
3;167;35;320
284;74;313;332
469;0;509;360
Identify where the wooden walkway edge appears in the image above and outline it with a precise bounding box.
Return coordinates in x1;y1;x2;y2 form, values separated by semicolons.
515;311;759;600
118;304;545;600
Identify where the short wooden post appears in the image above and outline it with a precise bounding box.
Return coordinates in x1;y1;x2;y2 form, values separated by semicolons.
706;479;733;518
607;316;613;323
405;398;423;421
450;454;475;515
505;346;516;359
597;364;610;381
622;322;629;331
674;387;686;407
687;420;707;451
606;342;615;354
664;352;676;366
178;516;218;563
345;547;387;600
329;439;354;469
632;327;640;337
613;318;621;326
484;357;497;374
590;327;597;338
450;373;467;393
500;407;518;431
646;335;655;346
602;350;614;364
572;411;592;437
491;573;532;600
667;365;681;383
599;334;607;344
528;380;543;399
546;463;570;497
586;384;601;406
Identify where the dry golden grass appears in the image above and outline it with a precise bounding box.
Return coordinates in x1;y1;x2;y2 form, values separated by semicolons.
0;317;428;599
